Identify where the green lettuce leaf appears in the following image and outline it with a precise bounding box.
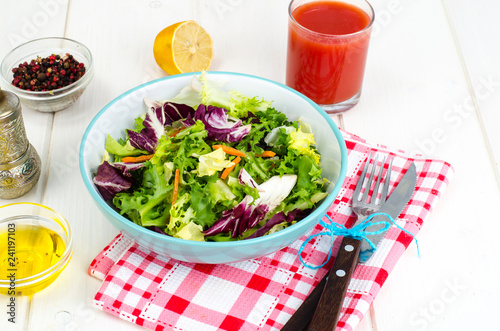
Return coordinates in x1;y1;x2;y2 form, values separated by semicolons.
113;161;172;227
105;135;146;157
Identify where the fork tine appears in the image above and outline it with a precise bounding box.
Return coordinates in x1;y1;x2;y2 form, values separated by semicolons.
372;155;387;202
362;154;379;203
380;157;393;202
353;153;372;201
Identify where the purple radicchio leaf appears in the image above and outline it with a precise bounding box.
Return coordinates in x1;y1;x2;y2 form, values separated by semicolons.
126;129;157;154
129;98;195;153
245;209;306;240
143;97;163;112
227;124;251;142
93;161;133;201
234;201;265;238
203;172;297;238
144;97;195;125
184;104;251;143
203;196;270;239
203;196;252;237
238;168;259;189
181;112;196;127
111;162;145;177
127;104;164;153
162;101;196;125
245;211;287;240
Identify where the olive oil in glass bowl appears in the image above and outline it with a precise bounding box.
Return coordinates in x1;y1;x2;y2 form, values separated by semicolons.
0;203;73;295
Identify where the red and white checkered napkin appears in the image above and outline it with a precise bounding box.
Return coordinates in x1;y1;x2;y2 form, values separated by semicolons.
88;130;454;331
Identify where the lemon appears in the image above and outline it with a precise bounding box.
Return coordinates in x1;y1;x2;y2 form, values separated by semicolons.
153;20;214;75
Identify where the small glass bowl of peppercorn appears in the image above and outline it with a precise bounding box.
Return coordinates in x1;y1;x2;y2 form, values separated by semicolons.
0;37;93;113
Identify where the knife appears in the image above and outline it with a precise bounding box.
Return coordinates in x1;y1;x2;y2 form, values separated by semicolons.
282;162;417;331
359;162;416;263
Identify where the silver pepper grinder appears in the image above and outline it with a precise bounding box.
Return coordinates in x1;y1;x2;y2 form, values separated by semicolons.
0;89;41;199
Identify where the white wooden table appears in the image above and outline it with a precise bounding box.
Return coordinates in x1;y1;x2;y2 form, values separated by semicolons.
1;0;499;330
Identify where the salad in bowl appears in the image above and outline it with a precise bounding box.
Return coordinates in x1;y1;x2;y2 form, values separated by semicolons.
93;73;328;242
80;72;347;263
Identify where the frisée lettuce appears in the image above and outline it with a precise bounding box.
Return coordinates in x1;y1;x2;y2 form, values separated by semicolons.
93;73;329;241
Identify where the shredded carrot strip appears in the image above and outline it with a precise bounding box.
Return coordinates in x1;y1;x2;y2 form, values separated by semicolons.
172;168;180;204
212;145;246;157
121;154;154;163
169;127;185;137
220;156;241;180
256;151;276;157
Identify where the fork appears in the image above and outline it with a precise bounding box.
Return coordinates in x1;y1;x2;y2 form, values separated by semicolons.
281;153;392;331
352;153;392;219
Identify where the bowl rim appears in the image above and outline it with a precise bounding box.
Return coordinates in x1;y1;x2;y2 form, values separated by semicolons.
0;202;74;286
79;71;348;248
0;36;94;98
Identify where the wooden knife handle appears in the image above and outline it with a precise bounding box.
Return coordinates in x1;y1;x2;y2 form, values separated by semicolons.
308;237;361;331
280;274;327;331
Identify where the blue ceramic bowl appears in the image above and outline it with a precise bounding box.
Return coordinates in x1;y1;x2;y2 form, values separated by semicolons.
79;72;347;264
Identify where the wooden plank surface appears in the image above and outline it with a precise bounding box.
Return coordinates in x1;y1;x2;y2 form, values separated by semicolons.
357;0;500;330
23;2;196;330
0;1;68;330
443;0;500;185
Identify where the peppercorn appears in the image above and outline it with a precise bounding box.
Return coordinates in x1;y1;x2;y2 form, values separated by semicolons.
37;73;46;82
10;53;86;92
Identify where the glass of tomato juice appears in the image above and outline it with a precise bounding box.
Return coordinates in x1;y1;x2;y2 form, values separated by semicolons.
286;0;375;113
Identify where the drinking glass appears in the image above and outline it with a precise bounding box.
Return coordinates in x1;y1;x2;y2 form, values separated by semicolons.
286;0;375;114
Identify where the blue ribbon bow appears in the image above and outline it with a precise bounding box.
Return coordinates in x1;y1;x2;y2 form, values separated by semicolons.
299;212;420;269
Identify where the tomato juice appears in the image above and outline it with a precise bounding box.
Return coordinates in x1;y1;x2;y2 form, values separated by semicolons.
286;0;373;110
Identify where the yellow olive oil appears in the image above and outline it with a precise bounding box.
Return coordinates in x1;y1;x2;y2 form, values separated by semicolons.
0;224;66;282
